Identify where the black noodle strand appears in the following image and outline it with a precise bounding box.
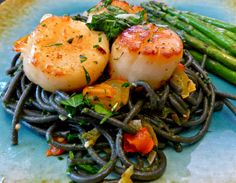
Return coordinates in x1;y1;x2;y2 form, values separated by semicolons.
1;51;232;183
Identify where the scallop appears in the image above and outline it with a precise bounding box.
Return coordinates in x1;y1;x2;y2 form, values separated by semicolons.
109;23;183;89
14;16;109;92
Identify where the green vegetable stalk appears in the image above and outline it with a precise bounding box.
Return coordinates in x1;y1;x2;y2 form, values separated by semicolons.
143;3;222;50
190;50;236;85
186;11;236;33
153;2;236;57
142;2;236;71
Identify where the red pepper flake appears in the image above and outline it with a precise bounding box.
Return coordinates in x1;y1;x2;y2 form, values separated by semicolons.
46;137;66;156
97;46;106;55
123;127;154;155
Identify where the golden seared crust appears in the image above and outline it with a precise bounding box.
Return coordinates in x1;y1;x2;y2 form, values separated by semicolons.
117;24;183;58
111;0;144;14
27;16;108;77
110;24;183;89
19;16;109;92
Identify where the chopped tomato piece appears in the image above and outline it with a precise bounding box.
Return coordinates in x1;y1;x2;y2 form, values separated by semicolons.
46;137;66;156
170;63;196;98
46;145;65;156
83;79;130;111
123;127;155;155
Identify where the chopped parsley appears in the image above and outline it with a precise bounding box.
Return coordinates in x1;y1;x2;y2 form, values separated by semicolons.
104;0;112;6
83;66;91;84
122;82;131;88
60;94;84;108
69;151;75;160
78;119;87;126
44;43;63;47
67;38;74;44
77;164;99;174
98;36;102;42
93;44;99;48
57;156;64;161
80;55;87;63
42;23;46;27
94;104;113;124
60;93;89;117
66;133;80;142
87;10;145;41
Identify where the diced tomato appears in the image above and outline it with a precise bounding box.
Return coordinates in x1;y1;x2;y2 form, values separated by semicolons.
46;137;66;156
46;145;65;156
123;127;155;155
83;79;130;111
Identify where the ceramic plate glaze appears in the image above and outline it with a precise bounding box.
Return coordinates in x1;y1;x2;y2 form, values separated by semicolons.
0;0;236;183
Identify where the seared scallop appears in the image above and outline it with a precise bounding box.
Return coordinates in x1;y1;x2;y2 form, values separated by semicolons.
109;23;183;89
88;0;145;14
87;0;147;21
13;16;109;92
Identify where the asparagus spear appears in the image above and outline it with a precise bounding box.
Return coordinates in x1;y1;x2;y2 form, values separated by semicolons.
153;2;236;57
183;33;236;70
186;13;236;42
148;15;236;85
143;6;236;71
142;3;223;50
190;50;236;85
187;12;236;33
151;1;236;39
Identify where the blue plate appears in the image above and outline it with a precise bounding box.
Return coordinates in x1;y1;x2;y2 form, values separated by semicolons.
0;0;235;182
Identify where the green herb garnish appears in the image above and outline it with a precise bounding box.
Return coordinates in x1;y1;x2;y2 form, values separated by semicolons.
122;82;131;88
61;94;84;108
83;66;91;84
42;23;46;27
67;38;74;44
60;94;87;117
45;43;63;47
98;36;102;42
94;104;113;124
87;10;145;41
69;151;75;160
80;55;87;63
93;44;99;49
67;133;80;142
77;164;99;174
103;0;112;7
78;119;87;126
57;156;64;161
